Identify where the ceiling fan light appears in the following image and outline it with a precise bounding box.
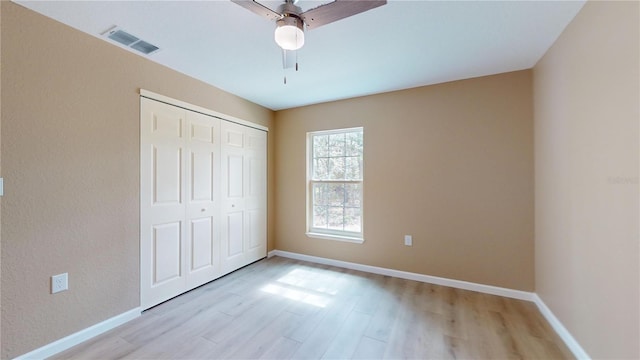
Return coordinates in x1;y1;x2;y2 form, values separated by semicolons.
274;17;304;50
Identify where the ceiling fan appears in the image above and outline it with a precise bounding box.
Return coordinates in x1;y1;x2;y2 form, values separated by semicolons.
232;0;386;76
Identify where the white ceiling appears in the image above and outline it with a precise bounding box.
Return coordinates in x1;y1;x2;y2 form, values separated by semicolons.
15;0;585;110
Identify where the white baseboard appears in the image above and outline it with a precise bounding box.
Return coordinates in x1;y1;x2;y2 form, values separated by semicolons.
15;307;141;360
532;294;590;359
268;249;590;360
268;250;534;301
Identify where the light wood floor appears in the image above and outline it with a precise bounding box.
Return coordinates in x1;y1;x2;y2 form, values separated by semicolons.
52;256;573;359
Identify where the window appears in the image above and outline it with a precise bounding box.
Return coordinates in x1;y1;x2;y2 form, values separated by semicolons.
307;127;363;242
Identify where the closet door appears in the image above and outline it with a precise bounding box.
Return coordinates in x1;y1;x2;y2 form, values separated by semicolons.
185;111;221;289
141;93;266;309
221;121;248;272
243;127;267;263
141;98;222;309
140;99;189;308
220;122;267;272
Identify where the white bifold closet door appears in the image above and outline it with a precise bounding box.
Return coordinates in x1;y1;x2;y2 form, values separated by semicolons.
140;95;267;309
221;121;267;273
140;98;221;308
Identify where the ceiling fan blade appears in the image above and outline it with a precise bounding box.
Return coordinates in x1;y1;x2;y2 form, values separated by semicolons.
301;0;386;29
231;0;282;22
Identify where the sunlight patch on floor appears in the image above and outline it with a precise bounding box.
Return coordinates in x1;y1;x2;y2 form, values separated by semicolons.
260;267;341;307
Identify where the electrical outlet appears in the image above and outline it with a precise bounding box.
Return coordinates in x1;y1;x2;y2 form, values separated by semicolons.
404;235;412;246
51;273;68;294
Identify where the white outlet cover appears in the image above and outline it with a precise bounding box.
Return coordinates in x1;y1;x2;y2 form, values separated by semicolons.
404;235;412;246
52;273;68;294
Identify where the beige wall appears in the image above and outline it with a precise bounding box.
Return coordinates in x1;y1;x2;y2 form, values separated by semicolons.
275;71;534;291
0;3;3;354
5;0;638;358
0;2;274;358
533;1;639;359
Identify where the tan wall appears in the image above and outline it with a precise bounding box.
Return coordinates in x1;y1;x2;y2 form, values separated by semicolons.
275;71;534;291
533;1;639;358
0;3;3;354
0;2;274;358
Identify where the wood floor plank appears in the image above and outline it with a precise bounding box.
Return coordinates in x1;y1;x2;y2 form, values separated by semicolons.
289;294;360;358
383;280;449;359
228;310;303;359
351;336;387;359
202;296;285;345
259;336;301;360
320;310;372;359
50;333;136;360
363;276;409;342
51;257;574;360
352;273;385;315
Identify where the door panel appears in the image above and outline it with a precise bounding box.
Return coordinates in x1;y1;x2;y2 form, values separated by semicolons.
247;131;266;150
190;217;213;271
152;111;183;138
248;157;260;198
247;209;264;249
225;129;244;148
191;123;214;144
190;151;213;202
153;222;182;284
221;211;245;271
227;212;244;256
153;147;182;204
227;155;244;198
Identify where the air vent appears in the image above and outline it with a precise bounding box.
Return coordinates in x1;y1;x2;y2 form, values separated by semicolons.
102;26;160;56
108;29;139;46
131;40;160;55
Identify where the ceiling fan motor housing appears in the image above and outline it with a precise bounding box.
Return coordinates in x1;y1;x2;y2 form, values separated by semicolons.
279;1;302;17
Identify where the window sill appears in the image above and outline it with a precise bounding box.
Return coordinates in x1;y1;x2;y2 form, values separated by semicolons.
306;232;364;244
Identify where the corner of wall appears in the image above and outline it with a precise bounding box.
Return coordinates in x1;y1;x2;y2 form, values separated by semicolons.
0;1;4;355
532;1;639;358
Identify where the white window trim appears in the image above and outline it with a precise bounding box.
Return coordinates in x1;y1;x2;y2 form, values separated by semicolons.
305;232;364;244
306;127;364;243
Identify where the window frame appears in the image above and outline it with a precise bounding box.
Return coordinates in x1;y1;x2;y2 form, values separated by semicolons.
306;127;364;243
